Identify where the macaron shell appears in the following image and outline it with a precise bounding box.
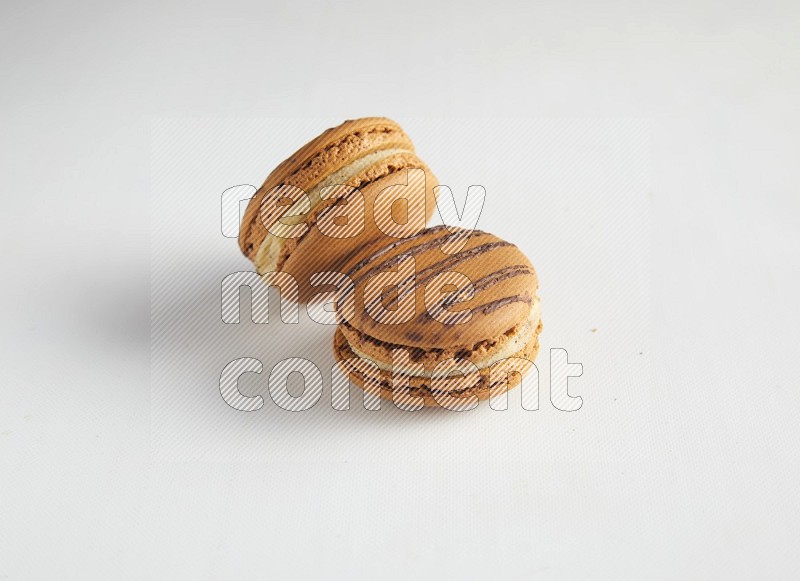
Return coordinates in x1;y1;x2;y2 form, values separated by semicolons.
239;117;415;260
333;321;542;407
281;156;439;302
340;227;539;349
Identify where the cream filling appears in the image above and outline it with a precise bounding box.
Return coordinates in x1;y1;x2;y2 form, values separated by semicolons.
346;297;541;378
254;148;413;273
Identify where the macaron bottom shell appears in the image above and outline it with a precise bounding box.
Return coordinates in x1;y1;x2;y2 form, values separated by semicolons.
333;320;542;408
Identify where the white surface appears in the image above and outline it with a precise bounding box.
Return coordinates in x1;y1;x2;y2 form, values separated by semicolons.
1;1;799;579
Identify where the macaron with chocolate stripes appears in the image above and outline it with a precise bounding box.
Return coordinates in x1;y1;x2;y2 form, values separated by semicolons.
333;226;542;408
239;117;438;301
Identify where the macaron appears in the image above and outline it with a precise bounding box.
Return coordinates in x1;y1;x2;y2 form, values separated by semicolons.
333;226;542;408
239;117;438;301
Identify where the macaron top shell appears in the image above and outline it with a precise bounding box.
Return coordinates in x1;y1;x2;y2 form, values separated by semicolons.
339;226;539;350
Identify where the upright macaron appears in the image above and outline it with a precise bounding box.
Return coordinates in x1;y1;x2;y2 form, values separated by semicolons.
239;117;438;301
333;226;542;408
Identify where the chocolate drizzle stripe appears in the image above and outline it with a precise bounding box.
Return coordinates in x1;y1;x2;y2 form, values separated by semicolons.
473;292;533;315
346;225;459;283
430;264;533;315
361;240;515;315
460;264;532;295
414;240;515;283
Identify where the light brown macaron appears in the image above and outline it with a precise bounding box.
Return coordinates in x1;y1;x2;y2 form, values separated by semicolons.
239;117;438;301
333;226;542;408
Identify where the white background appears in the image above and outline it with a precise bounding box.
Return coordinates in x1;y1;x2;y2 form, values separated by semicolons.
1;1;799;579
